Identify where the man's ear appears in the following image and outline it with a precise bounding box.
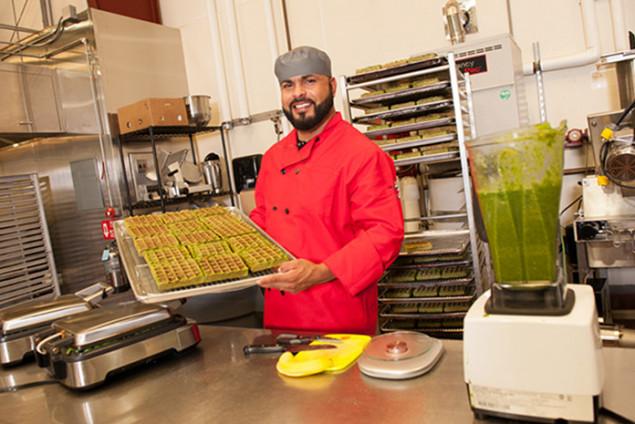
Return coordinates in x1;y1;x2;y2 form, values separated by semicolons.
330;77;337;96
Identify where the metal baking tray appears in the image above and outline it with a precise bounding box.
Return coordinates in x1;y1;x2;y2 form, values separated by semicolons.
393;151;460;167
354;100;453;124
378;284;476;303
379;303;470;320
363;117;455;138
351;81;451;108
377;133;456;153
400;231;470;256
115;207;295;304
347;56;447;84
390;252;470;269
380;319;464;337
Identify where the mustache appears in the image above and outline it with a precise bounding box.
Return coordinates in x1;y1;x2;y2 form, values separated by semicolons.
289;97;315;108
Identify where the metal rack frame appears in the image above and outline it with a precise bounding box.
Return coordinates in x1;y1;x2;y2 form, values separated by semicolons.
117;125;235;215
340;53;487;333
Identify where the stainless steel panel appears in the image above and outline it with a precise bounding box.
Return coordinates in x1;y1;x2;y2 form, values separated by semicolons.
52;302;171;347
0;295;91;333
0;137;121;295
0;63;63;135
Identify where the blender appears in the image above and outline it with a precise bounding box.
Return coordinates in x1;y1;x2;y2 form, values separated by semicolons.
463;122;604;423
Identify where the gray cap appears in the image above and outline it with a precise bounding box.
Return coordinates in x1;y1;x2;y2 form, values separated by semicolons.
274;46;332;83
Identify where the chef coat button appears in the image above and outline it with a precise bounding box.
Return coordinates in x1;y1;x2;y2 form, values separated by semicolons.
281;290;285;296
281;169;286;175
284;208;289;214
295;168;299;174
273;206;277;211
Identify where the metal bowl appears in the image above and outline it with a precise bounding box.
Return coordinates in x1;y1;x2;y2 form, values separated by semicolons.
184;95;211;126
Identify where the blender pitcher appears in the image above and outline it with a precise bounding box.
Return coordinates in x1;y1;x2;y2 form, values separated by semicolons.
467;122;568;311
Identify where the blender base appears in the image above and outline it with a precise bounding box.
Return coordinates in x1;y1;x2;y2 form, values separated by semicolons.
463;284;604;423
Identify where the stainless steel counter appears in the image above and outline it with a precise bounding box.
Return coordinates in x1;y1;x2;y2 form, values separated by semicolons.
0;325;633;424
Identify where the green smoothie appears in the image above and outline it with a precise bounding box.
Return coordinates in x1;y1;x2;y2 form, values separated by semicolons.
469;122;565;285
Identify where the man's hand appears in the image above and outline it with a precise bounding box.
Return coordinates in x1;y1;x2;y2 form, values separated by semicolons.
257;259;334;294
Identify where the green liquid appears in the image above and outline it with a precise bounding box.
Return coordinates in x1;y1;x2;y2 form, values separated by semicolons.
478;182;561;282
470;122;565;285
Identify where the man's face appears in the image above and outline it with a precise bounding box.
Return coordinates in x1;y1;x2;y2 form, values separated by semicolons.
280;74;335;132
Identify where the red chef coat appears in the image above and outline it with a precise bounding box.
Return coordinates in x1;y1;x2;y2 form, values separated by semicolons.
250;113;404;335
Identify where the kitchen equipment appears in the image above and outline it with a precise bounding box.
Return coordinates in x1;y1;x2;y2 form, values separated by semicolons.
203;153;223;194
232;154;262;193
358;331;443;380
463;123;604;423
0;283;113;366
35;301;200;390
243;344;338;355
183;95;212;127
103;243;129;293
400;176;421;233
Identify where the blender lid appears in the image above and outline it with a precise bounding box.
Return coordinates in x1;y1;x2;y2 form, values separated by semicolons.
358;331;444;379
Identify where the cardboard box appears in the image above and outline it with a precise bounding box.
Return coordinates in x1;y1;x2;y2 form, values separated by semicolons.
117;98;187;134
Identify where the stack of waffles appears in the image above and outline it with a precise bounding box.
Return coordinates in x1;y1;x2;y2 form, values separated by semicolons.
124;206;288;291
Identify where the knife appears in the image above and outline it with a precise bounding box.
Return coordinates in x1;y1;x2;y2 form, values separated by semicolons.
243;344;338;355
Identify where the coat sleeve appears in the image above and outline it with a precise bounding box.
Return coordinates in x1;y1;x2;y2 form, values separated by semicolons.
248;154;271;230
323;151;404;297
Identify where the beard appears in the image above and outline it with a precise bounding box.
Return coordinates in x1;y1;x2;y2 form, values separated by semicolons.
283;89;334;131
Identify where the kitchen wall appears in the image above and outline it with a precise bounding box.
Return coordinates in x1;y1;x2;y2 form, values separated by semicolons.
3;0;634;223
157;0;635;225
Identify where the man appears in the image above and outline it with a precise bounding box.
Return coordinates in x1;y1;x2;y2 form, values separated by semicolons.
250;46;404;335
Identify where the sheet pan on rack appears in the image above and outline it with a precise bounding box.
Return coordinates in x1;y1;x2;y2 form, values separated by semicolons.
347;56;447;84
353;100;453;124
115;207;295;304
351;81;451;108
363;117;455;138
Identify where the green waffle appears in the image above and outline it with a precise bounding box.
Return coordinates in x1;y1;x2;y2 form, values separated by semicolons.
123;214;164;228
168;220;209;234
389;269;418;283
443;302;470;313
438;284;466;297
417;268;441;281
226;233;272;252
177;230;221;245
441;266;469;279
197;254;249;283
384;288;412;298
161;210;199;224
127;224;170;238
417;302;444;314
143;246;190;265
194;206;230;217
149;258;205;291
391;303;418;314
238;245;288;272
211;221;257;238
133;233;180;252
187;241;233;259
412;285;439;298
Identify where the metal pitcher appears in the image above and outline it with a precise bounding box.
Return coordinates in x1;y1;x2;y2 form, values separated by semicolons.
203;152;222;194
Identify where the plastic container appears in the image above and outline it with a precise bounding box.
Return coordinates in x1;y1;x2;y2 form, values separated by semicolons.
400;176;421;233
466;122;566;286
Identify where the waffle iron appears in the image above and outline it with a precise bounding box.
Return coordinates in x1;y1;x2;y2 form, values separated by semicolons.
35;301;200;390
0;283;113;366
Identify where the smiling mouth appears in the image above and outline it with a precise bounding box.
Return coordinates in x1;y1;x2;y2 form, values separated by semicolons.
291;100;314;113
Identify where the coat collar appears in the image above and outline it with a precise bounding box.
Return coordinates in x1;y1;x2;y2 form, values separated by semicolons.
278;112;343;168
